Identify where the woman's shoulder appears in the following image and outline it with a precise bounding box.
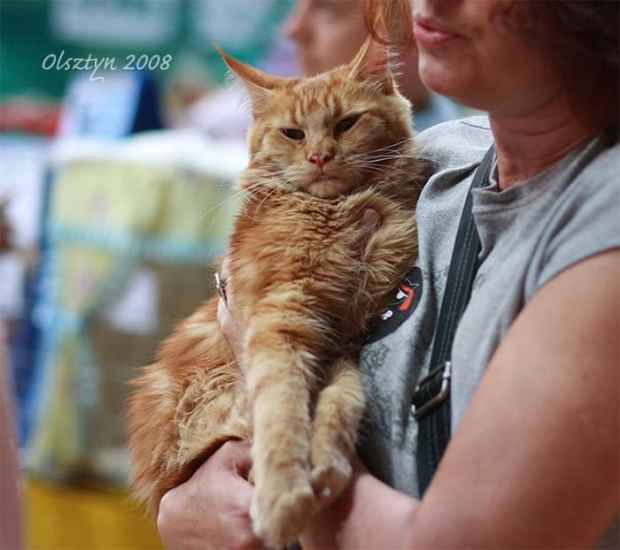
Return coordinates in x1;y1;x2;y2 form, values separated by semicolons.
556;138;620;212
527;138;620;293
416;115;494;172
581;139;620;184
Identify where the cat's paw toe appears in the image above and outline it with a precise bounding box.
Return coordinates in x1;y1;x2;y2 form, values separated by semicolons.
251;481;316;548
311;455;352;509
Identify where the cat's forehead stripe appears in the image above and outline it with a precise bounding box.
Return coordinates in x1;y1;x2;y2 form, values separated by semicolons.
266;69;396;134
283;82;353;127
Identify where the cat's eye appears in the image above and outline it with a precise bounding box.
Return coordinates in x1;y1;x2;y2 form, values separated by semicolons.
335;116;358;134
282;128;305;140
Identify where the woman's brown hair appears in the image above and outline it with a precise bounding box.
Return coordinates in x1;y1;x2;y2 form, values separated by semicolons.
363;0;619;144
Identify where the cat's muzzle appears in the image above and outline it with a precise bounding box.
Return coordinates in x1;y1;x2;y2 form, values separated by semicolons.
214;272;228;303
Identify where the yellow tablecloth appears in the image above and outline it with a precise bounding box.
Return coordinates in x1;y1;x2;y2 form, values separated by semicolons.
25;477;162;550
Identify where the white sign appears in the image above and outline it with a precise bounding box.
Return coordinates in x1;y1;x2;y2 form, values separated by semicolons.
51;0;180;47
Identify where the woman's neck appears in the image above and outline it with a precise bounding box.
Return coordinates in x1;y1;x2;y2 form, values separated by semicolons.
489;94;594;190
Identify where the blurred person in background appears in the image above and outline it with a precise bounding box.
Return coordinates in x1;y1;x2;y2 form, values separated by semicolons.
282;0;460;131
0;199;13;253
0;198;21;550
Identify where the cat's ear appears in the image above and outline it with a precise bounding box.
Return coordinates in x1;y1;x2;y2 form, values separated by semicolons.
348;36;396;94
214;43;286;112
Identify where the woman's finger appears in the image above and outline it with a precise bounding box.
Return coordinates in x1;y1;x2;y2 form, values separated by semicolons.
356;208;381;253
217;296;244;365
360;208;381;231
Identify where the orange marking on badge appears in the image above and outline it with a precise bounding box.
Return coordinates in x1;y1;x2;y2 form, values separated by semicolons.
398;284;414;311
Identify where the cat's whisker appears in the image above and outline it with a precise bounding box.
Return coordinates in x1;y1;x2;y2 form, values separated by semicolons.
363;161;419;178
363;160;414;174
362;143;417;157
359;163;419;184
251;185;282;221
353;153;411;168
241;173;292;221
352;148;418;164
192;177;279;232
359;156;409;165
190;189;245;230
362;138;416;155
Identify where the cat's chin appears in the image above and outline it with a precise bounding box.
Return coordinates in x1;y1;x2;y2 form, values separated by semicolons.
305;179;356;199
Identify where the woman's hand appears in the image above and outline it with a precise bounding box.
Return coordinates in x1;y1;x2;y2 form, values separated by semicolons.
357;209;381;246
301;456;418;550
157;440;264;550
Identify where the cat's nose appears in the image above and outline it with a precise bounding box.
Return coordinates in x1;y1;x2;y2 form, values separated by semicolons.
308;151;334;169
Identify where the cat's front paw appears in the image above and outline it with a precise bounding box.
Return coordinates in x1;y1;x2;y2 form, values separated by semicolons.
311;447;352;509
251;474;316;548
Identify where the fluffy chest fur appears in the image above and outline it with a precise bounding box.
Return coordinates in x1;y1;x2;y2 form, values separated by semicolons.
228;182;420;354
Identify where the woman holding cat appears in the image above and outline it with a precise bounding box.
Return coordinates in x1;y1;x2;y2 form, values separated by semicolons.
157;0;619;548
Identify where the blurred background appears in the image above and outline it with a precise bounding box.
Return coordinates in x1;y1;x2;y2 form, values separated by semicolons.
0;1;468;548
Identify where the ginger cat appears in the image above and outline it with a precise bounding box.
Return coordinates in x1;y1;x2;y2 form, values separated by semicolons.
127;39;422;548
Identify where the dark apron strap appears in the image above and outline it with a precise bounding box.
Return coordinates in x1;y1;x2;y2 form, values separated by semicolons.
412;144;496;496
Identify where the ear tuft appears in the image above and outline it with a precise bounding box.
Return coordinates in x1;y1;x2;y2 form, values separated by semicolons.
214;42;287;114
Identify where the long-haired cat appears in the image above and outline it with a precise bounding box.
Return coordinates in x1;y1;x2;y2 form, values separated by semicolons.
127;39;422;547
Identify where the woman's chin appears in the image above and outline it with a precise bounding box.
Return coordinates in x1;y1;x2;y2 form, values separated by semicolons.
418;57;467;100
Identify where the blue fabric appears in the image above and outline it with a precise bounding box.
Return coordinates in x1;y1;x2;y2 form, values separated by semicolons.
413;94;461;133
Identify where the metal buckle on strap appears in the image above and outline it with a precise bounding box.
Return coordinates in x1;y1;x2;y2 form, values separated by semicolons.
411;361;452;420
